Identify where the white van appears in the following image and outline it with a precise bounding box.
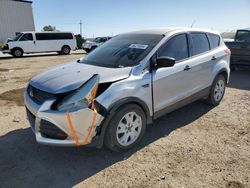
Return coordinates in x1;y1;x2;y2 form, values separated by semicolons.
1;32;77;57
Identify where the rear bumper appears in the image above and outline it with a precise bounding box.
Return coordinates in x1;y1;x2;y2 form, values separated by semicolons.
24;87;104;147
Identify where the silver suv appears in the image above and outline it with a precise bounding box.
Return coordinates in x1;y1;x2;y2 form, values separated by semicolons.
24;28;230;152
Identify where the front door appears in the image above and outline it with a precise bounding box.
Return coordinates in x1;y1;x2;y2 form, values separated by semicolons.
18;33;36;53
153;33;194;117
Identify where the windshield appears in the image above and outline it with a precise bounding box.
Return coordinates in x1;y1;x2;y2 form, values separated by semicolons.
93;37;101;43
12;33;23;41
80;34;163;68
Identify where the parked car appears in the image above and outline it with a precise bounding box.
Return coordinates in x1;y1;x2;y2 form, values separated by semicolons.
224;29;250;70
82;37;111;53
1;32;77;57
25;28;230;152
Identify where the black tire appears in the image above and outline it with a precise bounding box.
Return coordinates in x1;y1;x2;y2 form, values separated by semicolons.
84;48;90;53
11;48;23;57
61;46;71;55
91;46;97;51
104;104;146;152
206;74;226;106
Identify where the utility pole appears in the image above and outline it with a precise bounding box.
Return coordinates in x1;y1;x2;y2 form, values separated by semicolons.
79;20;82;36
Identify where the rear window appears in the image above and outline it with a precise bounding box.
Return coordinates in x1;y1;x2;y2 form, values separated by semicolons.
235;30;250;42
190;33;210;56
35;33;73;40
208;33;220;49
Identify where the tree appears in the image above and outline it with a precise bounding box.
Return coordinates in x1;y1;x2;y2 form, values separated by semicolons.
42;25;57;31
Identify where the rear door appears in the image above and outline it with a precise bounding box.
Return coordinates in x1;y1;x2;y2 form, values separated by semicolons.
188;32;213;89
18;33;36;53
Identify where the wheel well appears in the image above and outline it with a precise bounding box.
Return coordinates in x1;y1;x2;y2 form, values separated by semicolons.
61;45;70;50
218;69;228;83
11;47;23;53
109;99;152;125
94;99;152;148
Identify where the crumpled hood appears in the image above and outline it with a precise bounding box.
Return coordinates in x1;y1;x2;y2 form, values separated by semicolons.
29;61;131;94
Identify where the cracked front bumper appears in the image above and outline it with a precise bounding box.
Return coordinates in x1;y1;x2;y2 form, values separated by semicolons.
24;88;104;146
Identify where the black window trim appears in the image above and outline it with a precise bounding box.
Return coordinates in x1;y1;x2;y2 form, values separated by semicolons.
206;32;221;50
155;32;191;64
35;32;74;41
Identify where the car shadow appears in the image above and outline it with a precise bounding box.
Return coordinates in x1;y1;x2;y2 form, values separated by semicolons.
0;51;85;59
227;69;250;91
0;101;213;188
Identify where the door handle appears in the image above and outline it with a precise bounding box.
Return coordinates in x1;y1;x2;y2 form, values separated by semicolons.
33;41;36;44
211;56;217;61
184;65;191;71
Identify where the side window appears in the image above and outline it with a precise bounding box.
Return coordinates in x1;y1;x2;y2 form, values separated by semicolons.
36;33;48;40
236;31;250;42
19;33;33;41
157;34;189;61
208;33;220;49
190;33;210;56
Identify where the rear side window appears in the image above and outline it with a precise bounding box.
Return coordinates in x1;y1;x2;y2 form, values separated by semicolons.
158;34;189;61
208;33;220;49
190;33;210;56
35;33;73;40
19;33;33;41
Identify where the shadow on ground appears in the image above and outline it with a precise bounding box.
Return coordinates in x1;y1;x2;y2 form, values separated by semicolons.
1;68;249;188
0;101;213;188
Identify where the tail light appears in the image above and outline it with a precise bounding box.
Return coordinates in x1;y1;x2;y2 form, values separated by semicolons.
225;48;231;55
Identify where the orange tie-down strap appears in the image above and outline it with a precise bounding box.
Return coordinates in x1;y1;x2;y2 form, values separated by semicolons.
66;103;98;146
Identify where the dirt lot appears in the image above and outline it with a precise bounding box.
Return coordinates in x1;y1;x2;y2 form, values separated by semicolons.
0;52;249;188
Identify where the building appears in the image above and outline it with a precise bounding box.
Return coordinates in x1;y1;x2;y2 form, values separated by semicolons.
0;0;35;43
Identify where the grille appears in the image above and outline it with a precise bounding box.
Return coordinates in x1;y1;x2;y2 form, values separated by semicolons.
27;85;56;105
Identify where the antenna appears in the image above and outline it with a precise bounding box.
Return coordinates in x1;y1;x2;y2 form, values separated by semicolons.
190;20;196;28
79;20;83;36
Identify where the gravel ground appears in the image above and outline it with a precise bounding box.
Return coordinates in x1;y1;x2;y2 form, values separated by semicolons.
0;52;249;188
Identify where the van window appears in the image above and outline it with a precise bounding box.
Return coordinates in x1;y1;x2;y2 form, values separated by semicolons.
35;33;73;40
208;34;220;49
19;33;33;41
190;33;210;56
157;34;189;61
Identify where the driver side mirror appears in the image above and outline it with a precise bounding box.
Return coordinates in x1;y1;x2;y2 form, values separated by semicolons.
151;55;176;70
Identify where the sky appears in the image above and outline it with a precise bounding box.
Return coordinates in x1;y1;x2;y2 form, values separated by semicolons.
32;0;250;38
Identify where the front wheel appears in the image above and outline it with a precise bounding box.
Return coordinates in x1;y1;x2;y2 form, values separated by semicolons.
104;104;146;152
206;75;226;106
11;48;23;57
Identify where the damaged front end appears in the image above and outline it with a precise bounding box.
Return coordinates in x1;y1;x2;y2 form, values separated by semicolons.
25;74;106;146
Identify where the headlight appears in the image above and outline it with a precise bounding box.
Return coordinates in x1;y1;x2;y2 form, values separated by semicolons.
57;74;99;112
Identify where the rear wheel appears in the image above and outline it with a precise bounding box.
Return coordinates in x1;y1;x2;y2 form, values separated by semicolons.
61;46;71;55
206;75;226;106
104;104;146;152
11;48;23;57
